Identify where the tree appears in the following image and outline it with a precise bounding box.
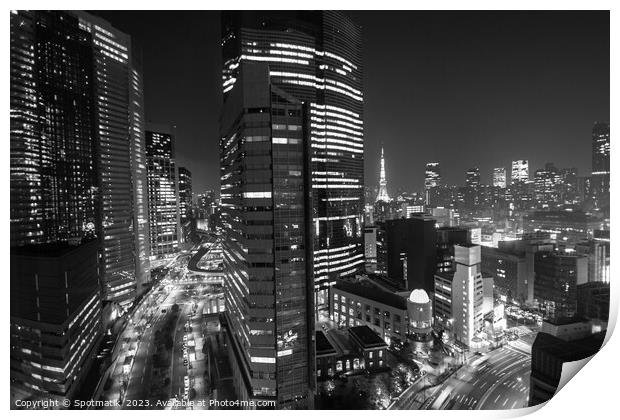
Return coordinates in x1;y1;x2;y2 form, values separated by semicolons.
369;376;390;409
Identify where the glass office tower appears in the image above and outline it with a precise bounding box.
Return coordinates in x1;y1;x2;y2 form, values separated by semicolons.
10;11;98;246
220;63;315;408
222;11;364;310
9;10;102;403
146;124;181;259
511;159;530;184
178;167;192;222
76;12;151;304
591;121;610;209
493;167;507;188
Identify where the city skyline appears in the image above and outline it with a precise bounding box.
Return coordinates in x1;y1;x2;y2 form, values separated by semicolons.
92;10;609;194
9;8;611;411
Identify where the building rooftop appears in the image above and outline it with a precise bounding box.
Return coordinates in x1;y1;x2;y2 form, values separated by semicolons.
544;316;590;326
334;280;407;310
409;289;430;305
316;331;337;356
532;331;605;363
10;239;97;258
525;210;597;223
348;325;387;349
364;272;406;293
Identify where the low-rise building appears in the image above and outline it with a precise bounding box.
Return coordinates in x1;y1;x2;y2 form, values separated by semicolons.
331;280;409;346
316;327;388;381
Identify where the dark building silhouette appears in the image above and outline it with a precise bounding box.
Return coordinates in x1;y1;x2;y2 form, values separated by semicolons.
10;240;102;401
219;63;315;408
465;167;481;187
529;331;605;407
386;215;437;292
577;282;610;322
534;251;588;319
437;227;469;273
222;11;365;310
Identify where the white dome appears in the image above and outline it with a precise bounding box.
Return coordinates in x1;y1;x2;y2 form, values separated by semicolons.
409;289;430;304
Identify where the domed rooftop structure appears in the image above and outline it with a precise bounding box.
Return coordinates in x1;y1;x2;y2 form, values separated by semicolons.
409;289;430;305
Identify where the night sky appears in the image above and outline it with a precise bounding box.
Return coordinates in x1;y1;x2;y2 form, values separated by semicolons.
93;10;609;195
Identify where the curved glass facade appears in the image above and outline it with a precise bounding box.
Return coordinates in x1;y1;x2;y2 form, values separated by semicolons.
222;11;364;309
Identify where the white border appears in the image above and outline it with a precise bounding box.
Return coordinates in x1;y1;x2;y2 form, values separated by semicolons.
2;2;617;419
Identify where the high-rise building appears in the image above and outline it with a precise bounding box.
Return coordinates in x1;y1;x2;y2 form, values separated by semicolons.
558;167;580;205
591;122;610;178
577;282;610;322
424;162;446;207
465;167;481;187
146;124;181;259
436;227;469;273
127;40;152;296
481;246;528;303
511;159;529;184
178;167;193;241
590;122;610;209
575;240;610;284
385;215;437;292
9;11;104;403
219;63;315;408
222;11;365;309
425;162;441;190
10;240;102;402
534;251;588;319
10;11;98;247
533;163;561;209
76;12;151;304
375;147;391;202
363;226;378;272
434;245;490;348
493;167;506;188
178;167;192;222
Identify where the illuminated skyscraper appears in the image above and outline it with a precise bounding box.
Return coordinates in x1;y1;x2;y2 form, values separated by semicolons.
9;10;102;403
375;147;391;202
465;167;481;187
592;122;610;176
424;162;441;206
493;167;507;188
222;11;364;309
511;159;529;184
590;122;610;208
146;124;181;259
534;163;561;209
76;12;151;304
178;167;193;241
220;63;315;408
425;162;441;190
10;11;98;246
